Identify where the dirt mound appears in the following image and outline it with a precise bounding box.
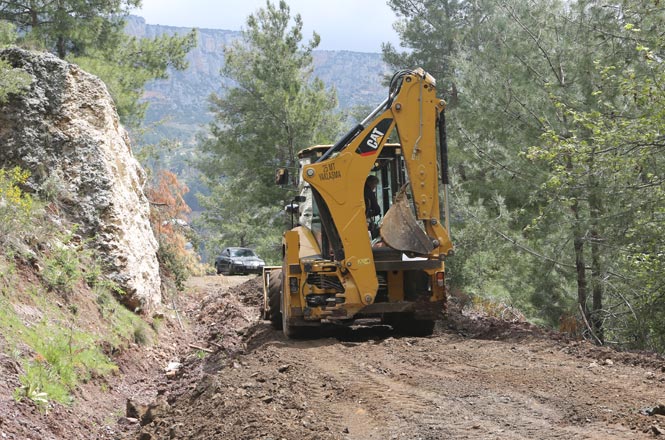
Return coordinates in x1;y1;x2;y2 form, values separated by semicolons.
234;276;264;307
444;303;547;341
195;275;263;358
561;341;665;371
132;279;665;440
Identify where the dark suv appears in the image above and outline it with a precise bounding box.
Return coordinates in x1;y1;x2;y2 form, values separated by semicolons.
215;247;265;275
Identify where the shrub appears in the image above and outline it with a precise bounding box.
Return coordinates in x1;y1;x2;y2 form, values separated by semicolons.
42;243;82;293
95;286;154;348
1;294;117;407
146;170;200;291
156;238;188;291
0;56;32;104
0;167;34;248
13;322;118;406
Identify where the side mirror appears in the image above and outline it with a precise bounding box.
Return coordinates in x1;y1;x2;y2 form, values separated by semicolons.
285;203;299;214
275;168;289;185
294;195;306;203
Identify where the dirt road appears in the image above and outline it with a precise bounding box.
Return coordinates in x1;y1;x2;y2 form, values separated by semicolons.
133;276;665;440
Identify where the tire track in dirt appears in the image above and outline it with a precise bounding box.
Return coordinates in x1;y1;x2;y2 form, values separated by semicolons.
306;342;437;438
133;277;665;440
352;336;657;440
285;334;659;440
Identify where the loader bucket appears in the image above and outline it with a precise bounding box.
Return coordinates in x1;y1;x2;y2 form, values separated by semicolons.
380;184;434;255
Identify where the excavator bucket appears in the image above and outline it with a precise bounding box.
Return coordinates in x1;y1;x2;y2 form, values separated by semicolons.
380;184;434;255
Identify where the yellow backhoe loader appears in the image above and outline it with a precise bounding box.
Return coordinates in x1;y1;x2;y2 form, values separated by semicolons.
262;68;453;338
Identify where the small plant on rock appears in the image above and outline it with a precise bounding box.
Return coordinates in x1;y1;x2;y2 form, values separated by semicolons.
42;243;82;294
0;167;34;250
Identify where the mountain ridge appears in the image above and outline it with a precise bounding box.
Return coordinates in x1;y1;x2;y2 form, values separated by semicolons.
125;15;390;147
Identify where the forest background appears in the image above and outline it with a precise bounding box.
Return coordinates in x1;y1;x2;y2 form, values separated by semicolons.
1;0;664;354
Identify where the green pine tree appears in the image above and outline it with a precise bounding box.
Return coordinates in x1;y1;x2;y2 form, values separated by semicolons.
196;0;341;262
0;1;197;126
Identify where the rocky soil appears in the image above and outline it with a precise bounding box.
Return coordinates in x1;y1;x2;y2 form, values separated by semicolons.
2;274;663;439
122;276;664;440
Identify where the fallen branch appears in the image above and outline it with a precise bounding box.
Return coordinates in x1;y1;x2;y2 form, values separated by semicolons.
189;343;213;353
578;303;603;346
172;296;184;331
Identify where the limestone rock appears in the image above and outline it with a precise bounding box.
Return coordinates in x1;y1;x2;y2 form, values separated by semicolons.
0;48;161;308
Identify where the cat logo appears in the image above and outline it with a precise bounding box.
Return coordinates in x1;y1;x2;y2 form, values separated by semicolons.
366;127;385;150
356;118;393;156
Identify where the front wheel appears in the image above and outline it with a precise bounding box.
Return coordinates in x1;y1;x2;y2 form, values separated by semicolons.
266;269;282;329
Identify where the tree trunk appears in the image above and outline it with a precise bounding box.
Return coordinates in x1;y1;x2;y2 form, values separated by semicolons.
590;228;604;343
567;152;590;327
56;36;66;59
572;199;589;323
588;156;604;343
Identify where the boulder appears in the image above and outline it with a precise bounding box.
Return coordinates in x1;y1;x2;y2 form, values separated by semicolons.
0;47;161;309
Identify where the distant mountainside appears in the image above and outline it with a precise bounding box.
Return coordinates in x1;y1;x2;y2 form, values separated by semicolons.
125;16;390;148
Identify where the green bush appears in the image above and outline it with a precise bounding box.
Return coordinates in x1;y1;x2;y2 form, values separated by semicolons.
13;322;117;406
0;167;34;249
42;244;82;293
157;238;188;291
95;286;154;348
0;56;31;104
1;277;155;407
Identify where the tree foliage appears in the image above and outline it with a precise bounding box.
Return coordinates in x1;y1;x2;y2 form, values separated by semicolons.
146;170;199;290
382;0;470;101
529;8;665;349
0;0;139;58
0;0;197;126
0;20;31;104
72;30;197;126
196;0;340;262
386;0;665;351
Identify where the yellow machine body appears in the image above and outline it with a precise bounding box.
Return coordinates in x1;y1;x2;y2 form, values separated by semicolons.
262;68;454;337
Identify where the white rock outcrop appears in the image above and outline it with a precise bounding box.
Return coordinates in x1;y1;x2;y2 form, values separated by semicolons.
0;48;161;309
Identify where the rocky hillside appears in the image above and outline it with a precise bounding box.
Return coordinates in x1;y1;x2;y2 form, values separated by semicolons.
124;16;390;147
0;47;160;309
0;48;178;439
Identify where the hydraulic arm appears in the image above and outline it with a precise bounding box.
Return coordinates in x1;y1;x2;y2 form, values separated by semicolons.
302;68;453;311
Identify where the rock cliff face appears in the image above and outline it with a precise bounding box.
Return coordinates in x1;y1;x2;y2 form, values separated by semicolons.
0;47;161;309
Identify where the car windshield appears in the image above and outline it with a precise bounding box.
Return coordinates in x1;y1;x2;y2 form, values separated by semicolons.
231;248;256;257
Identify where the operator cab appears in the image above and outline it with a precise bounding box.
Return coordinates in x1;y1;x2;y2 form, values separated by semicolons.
295;143;408;251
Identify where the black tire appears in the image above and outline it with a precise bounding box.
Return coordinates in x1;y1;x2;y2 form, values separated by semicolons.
216;263;222;275
266;269;282;329
388;315;435;337
281;269;305;339
408;319;435;337
282;310;302;338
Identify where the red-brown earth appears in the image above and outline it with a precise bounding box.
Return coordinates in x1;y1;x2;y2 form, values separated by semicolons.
2;275;664;440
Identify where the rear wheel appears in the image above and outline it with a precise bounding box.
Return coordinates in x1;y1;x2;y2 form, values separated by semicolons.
282;287;300;338
387;314;435;337
266;269;282;329
281;269;305;339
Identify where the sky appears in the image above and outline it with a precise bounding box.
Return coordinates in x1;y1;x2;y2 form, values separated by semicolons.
132;0;402;53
